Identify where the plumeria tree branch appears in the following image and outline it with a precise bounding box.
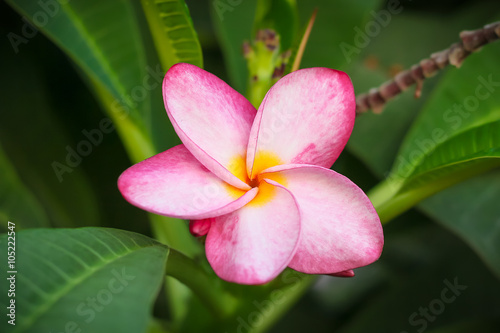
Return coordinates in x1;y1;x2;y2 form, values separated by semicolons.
356;21;500;115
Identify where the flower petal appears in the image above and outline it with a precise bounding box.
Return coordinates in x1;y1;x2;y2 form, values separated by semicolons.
205;180;301;284
118;145;257;220
247;68;355;179
163;63;256;189
261;164;383;274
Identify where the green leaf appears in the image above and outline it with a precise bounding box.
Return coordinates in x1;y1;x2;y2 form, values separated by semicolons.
370;42;500;221
141;0;203;71
253;0;298;51
0;227;169;333
4;0;166;166
6;0;149;126
4;0;192;161
3;0;196;261
0;144;49;231
399;123;500;192
390;44;500;182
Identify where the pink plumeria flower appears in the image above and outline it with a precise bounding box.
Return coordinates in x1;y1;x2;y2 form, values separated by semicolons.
118;63;383;285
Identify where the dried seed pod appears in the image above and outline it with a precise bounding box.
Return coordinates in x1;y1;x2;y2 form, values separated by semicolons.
356;21;500;115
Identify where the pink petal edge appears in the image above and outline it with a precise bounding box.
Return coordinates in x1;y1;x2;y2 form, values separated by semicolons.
205;179;301;285
247;67;355;179
261;164;383;274
118;145;257;220
163;63;256;190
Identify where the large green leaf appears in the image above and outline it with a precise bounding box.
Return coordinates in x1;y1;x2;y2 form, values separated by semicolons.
0;228;169;333
6;0;149;126
390;43;500;180
141;0;203;71
139;0;204;154
0;145;49;231
4;0;165;172
5;0;197;256
399;123;500;192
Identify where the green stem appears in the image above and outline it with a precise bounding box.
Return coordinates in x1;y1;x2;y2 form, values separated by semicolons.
151;216;197;326
150;215;203;326
252;274;315;333
150;214;201;258
165;250;238;319
88;77;204;324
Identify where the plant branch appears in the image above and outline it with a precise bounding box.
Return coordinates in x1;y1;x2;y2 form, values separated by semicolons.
356;21;500;115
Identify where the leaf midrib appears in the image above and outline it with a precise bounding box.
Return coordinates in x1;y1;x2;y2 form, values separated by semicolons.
394;120;500;181
12;231;161;333
61;3;144;108
401;155;500;193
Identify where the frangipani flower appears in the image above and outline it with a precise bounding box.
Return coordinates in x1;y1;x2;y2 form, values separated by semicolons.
118;63;383;285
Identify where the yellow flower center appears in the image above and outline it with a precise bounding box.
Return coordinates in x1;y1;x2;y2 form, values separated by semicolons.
225;151;286;207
